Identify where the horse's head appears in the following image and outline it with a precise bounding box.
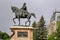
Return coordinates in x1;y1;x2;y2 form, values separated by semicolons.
11;6;18;13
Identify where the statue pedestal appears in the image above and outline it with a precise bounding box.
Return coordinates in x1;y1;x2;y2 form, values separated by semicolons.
10;26;33;40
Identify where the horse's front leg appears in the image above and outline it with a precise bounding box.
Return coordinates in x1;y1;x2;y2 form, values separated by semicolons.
13;18;16;24
18;18;20;26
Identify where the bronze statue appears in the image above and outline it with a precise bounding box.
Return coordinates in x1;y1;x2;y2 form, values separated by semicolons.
21;3;28;17
21;3;27;11
11;3;36;26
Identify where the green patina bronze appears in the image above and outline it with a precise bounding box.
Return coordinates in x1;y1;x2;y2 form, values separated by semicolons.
11;3;36;26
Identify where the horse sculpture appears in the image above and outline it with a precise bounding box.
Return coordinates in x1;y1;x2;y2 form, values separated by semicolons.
11;6;36;26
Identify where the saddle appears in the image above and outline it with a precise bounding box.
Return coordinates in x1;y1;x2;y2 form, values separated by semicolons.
21;10;28;17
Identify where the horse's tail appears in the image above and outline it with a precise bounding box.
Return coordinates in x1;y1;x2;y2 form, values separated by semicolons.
31;13;36;18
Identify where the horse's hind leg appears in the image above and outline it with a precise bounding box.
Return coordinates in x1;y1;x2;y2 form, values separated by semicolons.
25;19;27;26
25;19;31;26
28;19;31;26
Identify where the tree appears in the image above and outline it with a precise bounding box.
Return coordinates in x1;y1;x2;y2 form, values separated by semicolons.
48;32;57;40
2;33;10;40
32;21;37;40
0;31;10;40
38;16;45;27
32;21;37;28
37;15;47;40
48;21;60;40
56;21;60;40
0;31;3;39
32;15;47;40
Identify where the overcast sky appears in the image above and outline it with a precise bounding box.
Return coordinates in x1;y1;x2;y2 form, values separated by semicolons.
0;0;60;35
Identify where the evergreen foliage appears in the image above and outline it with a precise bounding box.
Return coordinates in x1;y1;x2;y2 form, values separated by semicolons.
32;21;37;28
48;21;60;40
0;31;10;40
37;16;47;40
38;16;45;27
32;15;47;40
32;21;37;40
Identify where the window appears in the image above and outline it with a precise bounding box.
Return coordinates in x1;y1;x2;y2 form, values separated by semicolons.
18;32;28;37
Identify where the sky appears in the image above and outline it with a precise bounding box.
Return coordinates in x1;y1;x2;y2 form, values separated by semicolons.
0;0;60;35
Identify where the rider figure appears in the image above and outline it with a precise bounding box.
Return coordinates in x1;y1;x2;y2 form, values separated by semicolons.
21;3;27;16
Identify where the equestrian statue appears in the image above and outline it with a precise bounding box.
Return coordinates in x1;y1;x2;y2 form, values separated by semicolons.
11;3;36;26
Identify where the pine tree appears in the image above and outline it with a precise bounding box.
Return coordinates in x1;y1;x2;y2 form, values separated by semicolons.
32;16;47;40
32;21;37;40
37;15;47;40
38;16;45;27
32;21;37;28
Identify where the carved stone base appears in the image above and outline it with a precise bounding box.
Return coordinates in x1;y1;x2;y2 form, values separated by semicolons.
10;26;33;40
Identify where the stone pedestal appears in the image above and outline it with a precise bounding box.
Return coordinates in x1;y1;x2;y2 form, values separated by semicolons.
10;26;33;40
